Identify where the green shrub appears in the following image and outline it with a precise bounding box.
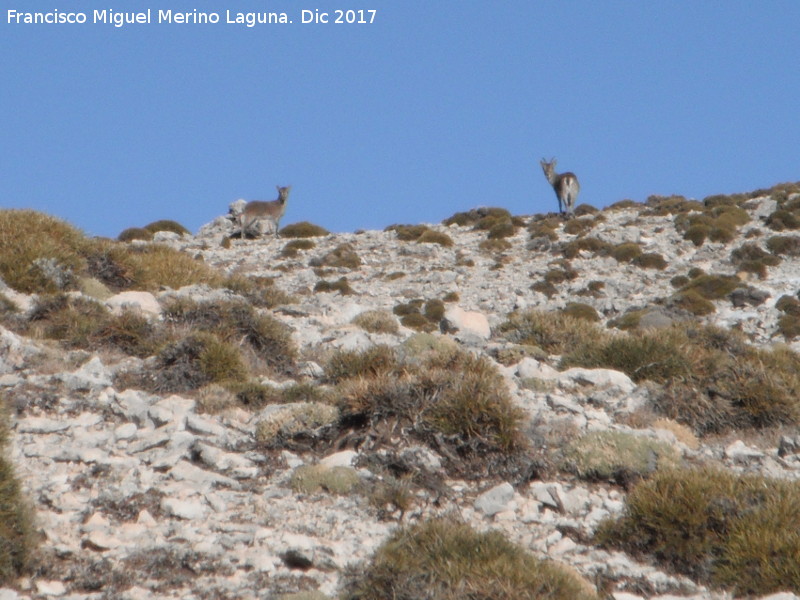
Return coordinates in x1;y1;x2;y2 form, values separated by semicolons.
254;402;339;445
143;220;191;236
611;242;643;262
341;517;598;600
162;298;296;372
290;464;360;495
332;346;527;471
479;238;512;252
352;310;399;334
497;309;603;355
730;242;781;278
562;431;681;483
314;277;354;295
486;219;517;239
442;207;512;227
563;327;692;383
0;210;90;293
423;299;446;322
766;235;800;256
325;345;399;383
562;217;595;236
0;398;36;583
607;199;641;210
386;224;429;241
680;273;740;299
595;467;800;596
25;295;166;357
560;302;600;322
117;227;154;242
279;221;330;238
150;332;248;393
309;243;361;269
400;313;436;332
633;252;668;270
560;237;612;259
668;290;716;316
224;380;284;409
281;239;316;257
87;242;225;291
417;230;454;247
766;209;800;231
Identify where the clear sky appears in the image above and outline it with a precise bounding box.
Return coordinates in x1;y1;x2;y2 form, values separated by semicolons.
3;1;799;238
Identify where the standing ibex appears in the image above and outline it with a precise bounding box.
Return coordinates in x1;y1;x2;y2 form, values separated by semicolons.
540;158;579;217
239;185;291;238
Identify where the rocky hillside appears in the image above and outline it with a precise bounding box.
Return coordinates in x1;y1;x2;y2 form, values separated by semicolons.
2;184;800;600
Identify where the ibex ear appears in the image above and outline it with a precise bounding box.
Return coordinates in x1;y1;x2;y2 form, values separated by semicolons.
276;185;281;192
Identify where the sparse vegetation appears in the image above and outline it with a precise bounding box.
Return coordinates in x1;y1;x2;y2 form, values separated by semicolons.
0;397;37;583
314;277;354;295
290;464;360;495
596;466;800;596
328;345;528;475
309;243;362;269
352;310;399;334
562;430;681;484
341;517;598;600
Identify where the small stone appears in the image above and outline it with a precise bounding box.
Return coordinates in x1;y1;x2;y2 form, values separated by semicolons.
474;482;514;517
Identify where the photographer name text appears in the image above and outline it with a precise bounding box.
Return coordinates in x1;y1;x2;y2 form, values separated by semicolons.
6;8;377;28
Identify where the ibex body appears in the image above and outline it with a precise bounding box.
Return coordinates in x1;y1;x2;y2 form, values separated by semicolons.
540;158;579;217
239;185;291;238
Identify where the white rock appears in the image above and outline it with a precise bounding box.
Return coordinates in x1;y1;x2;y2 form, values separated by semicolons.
106;291;162;316
474;482;514;517
516;357;559;380
557;367;635;393
161;497;208;520
319;450;358;468
725;439;765;462
35;580;66;596
59;356;112;391
442;305;491;339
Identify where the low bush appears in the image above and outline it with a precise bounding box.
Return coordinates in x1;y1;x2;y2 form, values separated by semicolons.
386;224;429;241
633;252;668;270
417;230;454;247
162;298;296;373
329;345;528;475
281;239;315;257
143;220;190;236
497;309;603;355
147;332;248;393
352;310;399;335
560;302;600;322
562;430;681;484
117;227;153;242
0;399;37;583
442;207;512;227
314;277;354;295
595;467;800;596
279;221;329;238
766;235;800;256
309;243;361;269
0;210;89;293
290;464;360;495
341;517;598;600
611;242;642;263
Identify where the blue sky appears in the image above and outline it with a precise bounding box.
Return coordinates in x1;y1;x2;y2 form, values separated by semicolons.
3;1;799;238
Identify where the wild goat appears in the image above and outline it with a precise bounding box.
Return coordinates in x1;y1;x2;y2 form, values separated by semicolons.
239;185;291;238
540;158;579;217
